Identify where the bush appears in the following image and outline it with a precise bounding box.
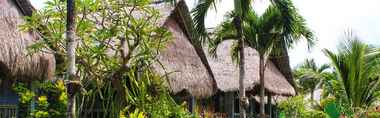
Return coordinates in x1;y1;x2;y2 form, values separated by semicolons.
278;96;329;118
367;111;380;118
13;80;67;118
278;96;307;118
304;110;328;118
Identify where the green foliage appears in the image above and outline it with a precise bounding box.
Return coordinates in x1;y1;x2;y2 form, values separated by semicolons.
21;0;193;117
367;111;380;118
323;33;380;109
304;110;328;118
119;70;193;117
278;96;308;118
293;59;331;101
13;81;67;118
13;83;35;104
278;96;329;118
129;109;145;118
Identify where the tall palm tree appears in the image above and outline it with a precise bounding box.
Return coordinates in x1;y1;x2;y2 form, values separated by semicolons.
294;59;330;101
210;2;314;117
193;0;253;117
323;33;380;109
66;0;77;117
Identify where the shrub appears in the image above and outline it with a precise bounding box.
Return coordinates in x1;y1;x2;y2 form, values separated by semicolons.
13;80;67;118
279;96;329;118
304;110;328;118
367;111;380;118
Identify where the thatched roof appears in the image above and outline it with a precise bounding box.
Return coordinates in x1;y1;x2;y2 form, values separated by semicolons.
151;0;216;98
270;47;296;88
0;0;55;81
205;40;295;96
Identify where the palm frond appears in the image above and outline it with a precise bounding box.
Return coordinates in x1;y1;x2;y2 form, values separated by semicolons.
318;64;330;73
209;18;237;57
270;0;316;50
192;0;217;43
231;41;240;64
323;35;380;108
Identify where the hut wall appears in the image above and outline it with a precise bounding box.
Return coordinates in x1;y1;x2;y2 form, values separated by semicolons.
0;79;18;105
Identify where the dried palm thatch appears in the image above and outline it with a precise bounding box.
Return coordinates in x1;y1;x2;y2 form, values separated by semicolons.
205;40;295;96
270;47;296;88
0;0;55;81
151;1;216;98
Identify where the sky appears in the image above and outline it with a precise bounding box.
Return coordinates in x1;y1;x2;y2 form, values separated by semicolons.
30;0;380;68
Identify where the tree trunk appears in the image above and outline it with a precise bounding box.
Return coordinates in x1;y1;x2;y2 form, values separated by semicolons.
259;55;266;118
66;0;77;118
238;33;246;118
311;89;314;102
233;13;246;118
233;0;247;117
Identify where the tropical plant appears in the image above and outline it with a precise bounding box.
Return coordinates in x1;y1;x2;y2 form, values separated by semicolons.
278;95;329;118
13;80;68;118
22;0;192;117
207;1;314;117
192;0;253;117
294;59;330;101
367;111;380;118
323;33;380;111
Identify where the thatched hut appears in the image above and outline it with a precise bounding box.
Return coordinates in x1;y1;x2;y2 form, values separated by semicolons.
203;40;295;117
151;1;296;117
0;0;55;117
151;0;216;99
205;40;295;95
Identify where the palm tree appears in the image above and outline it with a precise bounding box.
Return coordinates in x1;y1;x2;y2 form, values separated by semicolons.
193;0;253;117
293;59;330;101
66;0;77;117
323;33;380;109
210;2;314;117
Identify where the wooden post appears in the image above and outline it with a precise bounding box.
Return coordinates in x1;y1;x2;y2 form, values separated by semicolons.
225;92;234;117
190;96;195;113
268;94;272;118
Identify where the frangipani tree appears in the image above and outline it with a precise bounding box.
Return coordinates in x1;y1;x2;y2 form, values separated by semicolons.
22;0;191;117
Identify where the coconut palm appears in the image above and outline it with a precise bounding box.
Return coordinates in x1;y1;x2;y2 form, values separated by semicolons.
323;33;380;109
193;0;253;117
293;59;330;101
210;2;314;117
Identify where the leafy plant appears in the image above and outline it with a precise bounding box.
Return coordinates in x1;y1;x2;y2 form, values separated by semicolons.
278;96;329;118
13;80;67;118
21;0;193;117
293;59;331;103
366;111;380;118
323;32;380;110
278;96;308;118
